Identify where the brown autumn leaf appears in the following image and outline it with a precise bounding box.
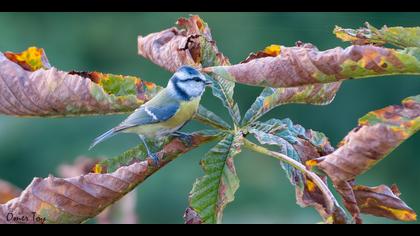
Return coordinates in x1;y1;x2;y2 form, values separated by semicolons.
315;95;420;223
353;184;416;222
0;180;21;204
57;156;100;178
0;131;220;224
0;47;161;117
246;118;348;223
238;44;342;126
204;43;420;88
294;139;348;224
57;157;139;224
138;15;242;125
137;15;229;73
0;47;229;130
138;26;198;73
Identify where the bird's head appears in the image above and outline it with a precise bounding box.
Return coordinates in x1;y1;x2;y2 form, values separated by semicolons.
168;65;212;100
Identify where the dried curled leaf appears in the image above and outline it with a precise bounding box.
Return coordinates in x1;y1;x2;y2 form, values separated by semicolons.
294;140;349;224
315;95;420;223
138;15;229;73
186;132;243;224
0;131;220;224
0;48;161;117
138;27;198;73
0;47;229;130
239;45;342;125
204;44;420;88
334;23;420;48
318;95;420;183
138;15;240;125
353;184;416;222
57;157;139;224
0;180;21;204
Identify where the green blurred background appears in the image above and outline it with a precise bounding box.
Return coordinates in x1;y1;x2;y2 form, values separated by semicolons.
0;12;419;224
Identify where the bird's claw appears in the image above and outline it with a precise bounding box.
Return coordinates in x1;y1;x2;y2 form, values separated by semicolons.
173;132;193;147
148;152;160;167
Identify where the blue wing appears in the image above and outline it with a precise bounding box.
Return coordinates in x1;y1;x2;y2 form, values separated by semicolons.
119;103;179;128
89;89;179;150
117;89;180;129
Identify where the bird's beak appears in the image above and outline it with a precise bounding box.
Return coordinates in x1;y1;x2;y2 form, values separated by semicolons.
205;80;213;86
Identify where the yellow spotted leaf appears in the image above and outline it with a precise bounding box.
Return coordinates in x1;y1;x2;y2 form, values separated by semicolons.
354;184;416;222
205;44;420;88
316;95;420;223
4;47;51;71
334;22;420;48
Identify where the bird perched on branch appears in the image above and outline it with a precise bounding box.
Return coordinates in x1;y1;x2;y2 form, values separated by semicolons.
89;65;212;165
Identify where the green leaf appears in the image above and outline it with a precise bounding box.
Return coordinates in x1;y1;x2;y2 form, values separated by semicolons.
192;16;241;125
334;23;420;48
195;105;231;130
248;118;347;223
97;74;138;97
187;132;243;224
207;75;241;125
249;125;303;184
248;118;332;185
242;82;341;125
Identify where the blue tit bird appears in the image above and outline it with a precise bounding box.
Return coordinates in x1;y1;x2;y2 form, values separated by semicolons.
89;65;212;165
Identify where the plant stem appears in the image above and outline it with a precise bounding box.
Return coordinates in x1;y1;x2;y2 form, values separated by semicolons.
243;138;337;213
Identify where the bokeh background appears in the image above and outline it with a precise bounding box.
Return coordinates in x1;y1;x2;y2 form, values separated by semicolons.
0;12;419;224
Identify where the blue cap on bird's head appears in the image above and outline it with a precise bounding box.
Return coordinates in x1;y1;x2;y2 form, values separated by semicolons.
177;65;202;75
172;65;212;85
169;65;212;100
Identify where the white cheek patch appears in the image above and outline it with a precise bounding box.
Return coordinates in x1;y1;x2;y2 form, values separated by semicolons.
177;81;204;98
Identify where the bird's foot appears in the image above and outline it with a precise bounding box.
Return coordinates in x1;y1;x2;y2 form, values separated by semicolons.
148;152;160;167
172;132;193;147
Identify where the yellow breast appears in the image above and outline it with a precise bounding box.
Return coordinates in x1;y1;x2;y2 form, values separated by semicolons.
126;97;201;138
164;98;200;127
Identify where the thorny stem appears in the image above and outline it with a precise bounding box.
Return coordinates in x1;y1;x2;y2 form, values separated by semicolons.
243;138;338;214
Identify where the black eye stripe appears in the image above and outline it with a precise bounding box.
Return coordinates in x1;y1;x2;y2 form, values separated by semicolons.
183;77;202;82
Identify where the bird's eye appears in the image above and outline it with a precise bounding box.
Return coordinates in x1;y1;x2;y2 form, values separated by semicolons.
193;77;201;82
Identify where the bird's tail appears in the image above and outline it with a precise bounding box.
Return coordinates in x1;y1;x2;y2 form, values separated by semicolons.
89;128;117;150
